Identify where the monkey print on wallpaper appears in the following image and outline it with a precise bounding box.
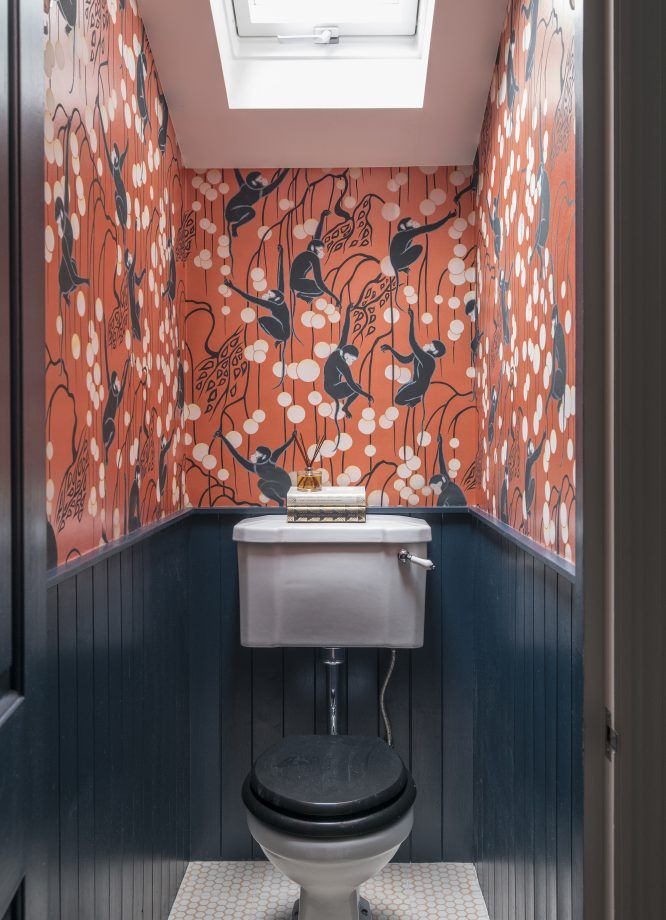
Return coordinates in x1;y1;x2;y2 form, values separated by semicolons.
476;0;576;560
44;0;188;566
183;167;480;512
43;0;577;568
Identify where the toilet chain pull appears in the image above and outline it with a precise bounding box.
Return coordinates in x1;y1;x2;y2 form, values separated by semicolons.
397;548;436;573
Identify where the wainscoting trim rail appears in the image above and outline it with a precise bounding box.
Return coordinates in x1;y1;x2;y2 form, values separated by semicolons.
47;506;576;586
46;510;191;587
470;509;576;583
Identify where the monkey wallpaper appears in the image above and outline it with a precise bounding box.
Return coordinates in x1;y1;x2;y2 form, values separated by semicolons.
183;166;479;513
45;0;188;566
44;0;576;567
476;0;576;561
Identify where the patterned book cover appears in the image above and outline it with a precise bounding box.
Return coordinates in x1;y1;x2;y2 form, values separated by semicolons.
287;486;366;508
287;506;367;524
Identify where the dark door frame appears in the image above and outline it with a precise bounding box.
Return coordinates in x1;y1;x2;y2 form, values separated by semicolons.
581;2;666;919
579;1;611;918
0;0;47;916
612;1;665;918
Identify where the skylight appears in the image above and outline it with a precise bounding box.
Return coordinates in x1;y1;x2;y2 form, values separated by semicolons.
213;0;435;109
232;0;420;40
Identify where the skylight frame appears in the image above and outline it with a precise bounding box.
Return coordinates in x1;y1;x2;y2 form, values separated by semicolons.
212;0;435;108
231;0;421;39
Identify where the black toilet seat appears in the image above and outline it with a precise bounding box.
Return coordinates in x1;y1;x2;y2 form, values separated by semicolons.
243;735;417;839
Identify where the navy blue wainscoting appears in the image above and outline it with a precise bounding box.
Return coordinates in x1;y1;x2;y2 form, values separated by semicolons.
188;510;476;863
472;519;583;920
46;520;190;920
43;506;583;920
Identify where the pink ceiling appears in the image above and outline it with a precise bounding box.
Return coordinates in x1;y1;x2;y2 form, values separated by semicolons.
139;0;508;168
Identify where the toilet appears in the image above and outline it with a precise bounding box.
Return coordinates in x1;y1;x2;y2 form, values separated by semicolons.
233;514;433;919
242;734;416;920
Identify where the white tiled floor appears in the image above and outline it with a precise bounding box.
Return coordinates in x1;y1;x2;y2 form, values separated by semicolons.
169;861;490;920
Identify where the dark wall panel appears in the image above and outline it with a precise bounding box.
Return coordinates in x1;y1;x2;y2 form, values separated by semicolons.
410;515;443;862
441;517;476;861
46;523;189;920
44;506;583;919
188;510;476;863
472;522;582;920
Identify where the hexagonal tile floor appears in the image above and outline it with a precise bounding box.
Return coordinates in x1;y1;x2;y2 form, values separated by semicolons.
168;861;490;920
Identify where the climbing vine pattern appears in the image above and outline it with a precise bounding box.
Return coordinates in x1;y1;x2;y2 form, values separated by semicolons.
183;166;480;513
44;0;577;566
45;0;187;566
476;0;577;560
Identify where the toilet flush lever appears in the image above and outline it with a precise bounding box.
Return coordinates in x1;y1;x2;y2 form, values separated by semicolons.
398;548;436;573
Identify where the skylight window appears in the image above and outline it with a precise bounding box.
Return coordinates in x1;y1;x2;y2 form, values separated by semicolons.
213;0;434;109
232;0;420;40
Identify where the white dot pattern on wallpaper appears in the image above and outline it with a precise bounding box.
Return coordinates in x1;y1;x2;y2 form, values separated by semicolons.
168;862;490;920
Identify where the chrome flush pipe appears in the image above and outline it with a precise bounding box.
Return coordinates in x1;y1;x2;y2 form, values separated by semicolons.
320;647;345;735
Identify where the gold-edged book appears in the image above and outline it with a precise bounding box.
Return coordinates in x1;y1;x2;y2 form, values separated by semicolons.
287;505;366;523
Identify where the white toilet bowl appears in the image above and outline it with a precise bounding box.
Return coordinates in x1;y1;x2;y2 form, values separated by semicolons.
242;734;416;920
247;809;414;920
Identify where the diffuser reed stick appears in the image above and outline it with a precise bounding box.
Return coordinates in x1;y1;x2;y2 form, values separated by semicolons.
294;431;310;467
294;431;325;491
309;435;325;467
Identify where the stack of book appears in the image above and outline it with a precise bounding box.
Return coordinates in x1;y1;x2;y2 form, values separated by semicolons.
286;486;367;523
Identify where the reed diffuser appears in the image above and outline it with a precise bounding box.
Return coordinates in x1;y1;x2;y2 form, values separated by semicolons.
294;432;324;491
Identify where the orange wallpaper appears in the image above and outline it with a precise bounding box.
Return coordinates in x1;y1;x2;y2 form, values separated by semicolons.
476;0;577;561
182;167;480;510
44;0;577;567
45;0;188;566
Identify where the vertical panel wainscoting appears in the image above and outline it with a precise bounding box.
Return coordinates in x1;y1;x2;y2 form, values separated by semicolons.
188;510;476;863
472;520;583;920
46;521;190;920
